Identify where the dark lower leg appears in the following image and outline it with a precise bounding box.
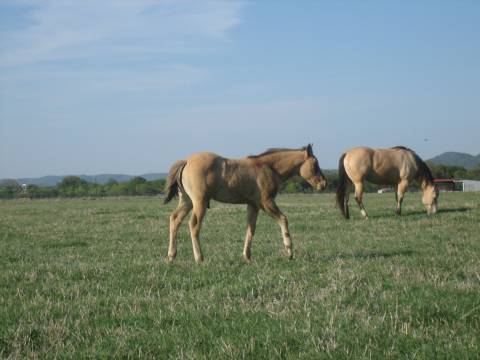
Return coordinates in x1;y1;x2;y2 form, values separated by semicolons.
243;204;259;262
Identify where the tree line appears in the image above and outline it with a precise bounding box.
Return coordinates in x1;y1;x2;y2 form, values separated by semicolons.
427;162;480;180
1;162;479;199
0;176;166;199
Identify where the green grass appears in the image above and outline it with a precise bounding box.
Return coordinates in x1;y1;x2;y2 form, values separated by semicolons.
0;193;479;359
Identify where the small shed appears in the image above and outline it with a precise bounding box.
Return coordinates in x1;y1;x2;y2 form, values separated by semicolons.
433;179;480;192
461;180;480;192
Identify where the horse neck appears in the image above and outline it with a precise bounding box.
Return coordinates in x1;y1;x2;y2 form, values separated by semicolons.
260;151;305;179
415;158;434;190
421;177;433;191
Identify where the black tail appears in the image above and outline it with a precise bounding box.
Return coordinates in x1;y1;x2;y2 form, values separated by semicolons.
336;153;350;219
164;160;187;204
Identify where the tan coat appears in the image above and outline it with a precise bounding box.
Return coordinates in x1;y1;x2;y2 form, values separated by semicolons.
337;146;438;219
164;145;327;263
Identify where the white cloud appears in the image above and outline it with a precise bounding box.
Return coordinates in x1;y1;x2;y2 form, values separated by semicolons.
0;0;245;66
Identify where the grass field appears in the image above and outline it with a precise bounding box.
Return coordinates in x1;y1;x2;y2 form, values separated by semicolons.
1;192;479;359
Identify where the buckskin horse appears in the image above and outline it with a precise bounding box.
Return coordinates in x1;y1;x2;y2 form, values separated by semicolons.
164;145;327;263
336;146;438;219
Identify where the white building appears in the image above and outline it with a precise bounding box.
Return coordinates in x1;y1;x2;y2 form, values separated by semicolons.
461;180;480;192
434;179;480;192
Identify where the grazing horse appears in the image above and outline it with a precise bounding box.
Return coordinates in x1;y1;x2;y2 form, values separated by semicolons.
336;146;439;219
164;145;327;263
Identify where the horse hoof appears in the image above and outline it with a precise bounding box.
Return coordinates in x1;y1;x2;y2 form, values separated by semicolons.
195;256;204;264
166;256;175;263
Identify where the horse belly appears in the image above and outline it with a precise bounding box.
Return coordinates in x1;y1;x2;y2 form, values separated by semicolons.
213;184;253;204
365;169;399;186
369;154;404;185
213;192;247;204
211;175;256;204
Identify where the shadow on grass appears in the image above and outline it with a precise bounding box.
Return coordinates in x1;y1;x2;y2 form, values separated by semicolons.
437;207;472;214
321;249;416;261
371;207;472;219
41;241;89;249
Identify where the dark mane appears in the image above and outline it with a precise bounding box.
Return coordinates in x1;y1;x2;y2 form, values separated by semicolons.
416;158;434;183
391;146;413;151
391;146;433;183
247;147;306;159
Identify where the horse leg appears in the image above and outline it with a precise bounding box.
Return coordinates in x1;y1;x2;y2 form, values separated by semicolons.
167;194;192;262
243;204;259;263
263;200;293;259
395;181;409;215
354;182;368;219
394;185;399;215
344;182;351;219
189;200;208;263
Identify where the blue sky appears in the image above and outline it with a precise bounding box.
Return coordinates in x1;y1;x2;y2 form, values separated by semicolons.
1;0;479;178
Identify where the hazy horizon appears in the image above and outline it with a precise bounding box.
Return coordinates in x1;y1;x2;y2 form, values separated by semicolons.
1;1;479;178
2;150;480;181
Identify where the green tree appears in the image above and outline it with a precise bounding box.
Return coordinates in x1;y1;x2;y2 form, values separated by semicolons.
127;177;147;195
106;178;118;186
57;176;89;197
27;185;58;199
466;164;480;180
58;176;88;189
0;179;22;198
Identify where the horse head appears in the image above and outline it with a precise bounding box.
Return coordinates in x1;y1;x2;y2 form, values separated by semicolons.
422;182;439;215
299;144;327;191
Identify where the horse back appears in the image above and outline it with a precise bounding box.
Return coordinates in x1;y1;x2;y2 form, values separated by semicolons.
344;147;417;185
183;152;261;204
372;149;417;182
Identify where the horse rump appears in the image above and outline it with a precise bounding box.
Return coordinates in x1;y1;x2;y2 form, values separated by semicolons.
164;160;187;204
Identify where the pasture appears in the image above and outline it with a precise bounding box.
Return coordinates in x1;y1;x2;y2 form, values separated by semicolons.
1;193;479;358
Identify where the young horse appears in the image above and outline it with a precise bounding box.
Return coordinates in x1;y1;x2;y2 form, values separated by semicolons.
164;145;327;263
336;146;439;219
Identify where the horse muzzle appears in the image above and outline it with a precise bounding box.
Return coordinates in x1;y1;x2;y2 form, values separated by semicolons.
426;204;438;215
316;179;327;191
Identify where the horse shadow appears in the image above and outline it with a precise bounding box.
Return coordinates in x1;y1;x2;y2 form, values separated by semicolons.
372;207;472;218
319;249;416;261
436;207;472;214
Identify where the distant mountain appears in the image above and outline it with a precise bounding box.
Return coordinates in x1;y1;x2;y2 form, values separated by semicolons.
141;173;169;181
2;173;167;187
428;152;480;169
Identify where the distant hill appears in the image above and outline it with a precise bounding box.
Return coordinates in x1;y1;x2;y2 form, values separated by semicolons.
1;173;167;187
428;152;480;169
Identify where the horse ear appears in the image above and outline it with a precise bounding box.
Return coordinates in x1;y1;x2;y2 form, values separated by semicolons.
306;144;313;157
